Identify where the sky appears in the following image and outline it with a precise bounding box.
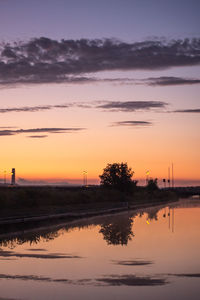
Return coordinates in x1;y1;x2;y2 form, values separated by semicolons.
0;0;199;186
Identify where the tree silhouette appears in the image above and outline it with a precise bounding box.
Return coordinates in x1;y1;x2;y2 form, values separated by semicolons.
99;216;134;246
146;178;159;192
99;162;134;192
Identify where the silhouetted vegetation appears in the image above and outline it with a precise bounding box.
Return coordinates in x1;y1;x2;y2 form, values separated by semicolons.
0;162;178;222
99;215;134;245
146;178;159;192
99;162;135;192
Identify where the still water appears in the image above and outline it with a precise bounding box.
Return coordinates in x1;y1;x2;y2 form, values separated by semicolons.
0;199;200;300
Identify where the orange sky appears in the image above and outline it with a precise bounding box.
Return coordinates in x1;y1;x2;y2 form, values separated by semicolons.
0;1;200;186
0;76;199;186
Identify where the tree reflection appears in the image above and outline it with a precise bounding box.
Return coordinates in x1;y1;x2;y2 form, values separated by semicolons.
99;215;134;246
147;208;160;221
0;230;61;249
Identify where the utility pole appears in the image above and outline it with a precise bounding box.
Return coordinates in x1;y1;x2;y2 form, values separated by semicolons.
83;171;87;187
172;163;174;188
168;166;171;188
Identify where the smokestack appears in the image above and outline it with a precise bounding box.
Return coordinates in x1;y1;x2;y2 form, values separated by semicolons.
11;168;15;185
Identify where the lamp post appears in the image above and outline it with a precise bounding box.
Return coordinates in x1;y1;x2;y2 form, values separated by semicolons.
83;170;87;187
146;170;150;184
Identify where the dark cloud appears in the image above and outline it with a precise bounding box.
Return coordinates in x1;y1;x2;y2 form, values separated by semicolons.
143;76;200;86
0;106;51;113
0;273;167;286
98;101;166;112
111;121;152;127
0;101;166;114
0;104;69;114
0;249;81;259
27;135;48;138
0;273;72;283
1;37;200;86
173;109;200;113
112;259;153;266
0;127;85;137
27;249;47;251
96;274;167;286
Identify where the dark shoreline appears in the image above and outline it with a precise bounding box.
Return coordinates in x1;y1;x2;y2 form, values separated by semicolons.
0;198;177;226
0;199;179;246
0;185;179;225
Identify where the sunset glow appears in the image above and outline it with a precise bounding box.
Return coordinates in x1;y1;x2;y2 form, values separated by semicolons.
0;0;199;186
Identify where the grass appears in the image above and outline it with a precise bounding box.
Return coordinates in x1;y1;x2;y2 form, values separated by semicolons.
0;185;177;219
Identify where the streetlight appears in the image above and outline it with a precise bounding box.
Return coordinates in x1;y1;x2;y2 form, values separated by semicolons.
83;170;87;187
4;170;6;185
146;170;150;184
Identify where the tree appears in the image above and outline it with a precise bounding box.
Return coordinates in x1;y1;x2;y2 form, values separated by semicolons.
146;178;159;192
99;162;134;192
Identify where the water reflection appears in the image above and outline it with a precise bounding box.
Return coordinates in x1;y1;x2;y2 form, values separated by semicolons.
0;248;81;259
99;215;134;245
0;199;200;300
0;230;61;249
146;207;160;221
0;273;168;286
0;199;199;249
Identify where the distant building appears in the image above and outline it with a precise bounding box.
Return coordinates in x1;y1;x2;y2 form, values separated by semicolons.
11;168;15;185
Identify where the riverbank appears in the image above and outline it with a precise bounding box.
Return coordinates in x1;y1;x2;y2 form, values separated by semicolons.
0;185;178;225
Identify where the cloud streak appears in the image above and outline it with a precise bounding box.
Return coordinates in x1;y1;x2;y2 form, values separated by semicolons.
112;259;153;266
0;104;69;113
0;273;167;286
111;121;152;127
142;76;200;86
0;127;85;137
0;101;167;114
0;249;81;259
98;101;167;112
173;109;200;113
1;37;200;86
96;274;167;286
27;135;48;138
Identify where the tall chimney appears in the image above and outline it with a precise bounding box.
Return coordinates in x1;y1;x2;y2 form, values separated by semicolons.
11;168;15;185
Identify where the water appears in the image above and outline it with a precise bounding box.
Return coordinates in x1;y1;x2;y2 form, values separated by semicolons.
0;199;200;299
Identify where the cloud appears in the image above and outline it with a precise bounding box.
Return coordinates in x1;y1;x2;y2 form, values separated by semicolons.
0;273;167;286
111;121;152;127
0;101;167;114
0;104;69;113
143;76;200;86
0;126;17;128
27;249;47;252
98;101;167;112
112;259;153;266
96;274;167;286
173;109;200;113
0;106;51;113
0;127;85;137
1;37;200;86
27;135;48;138
168;273;200;278
0;249;81;259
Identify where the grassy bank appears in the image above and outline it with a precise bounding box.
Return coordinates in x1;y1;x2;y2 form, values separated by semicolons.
0;185;177;219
